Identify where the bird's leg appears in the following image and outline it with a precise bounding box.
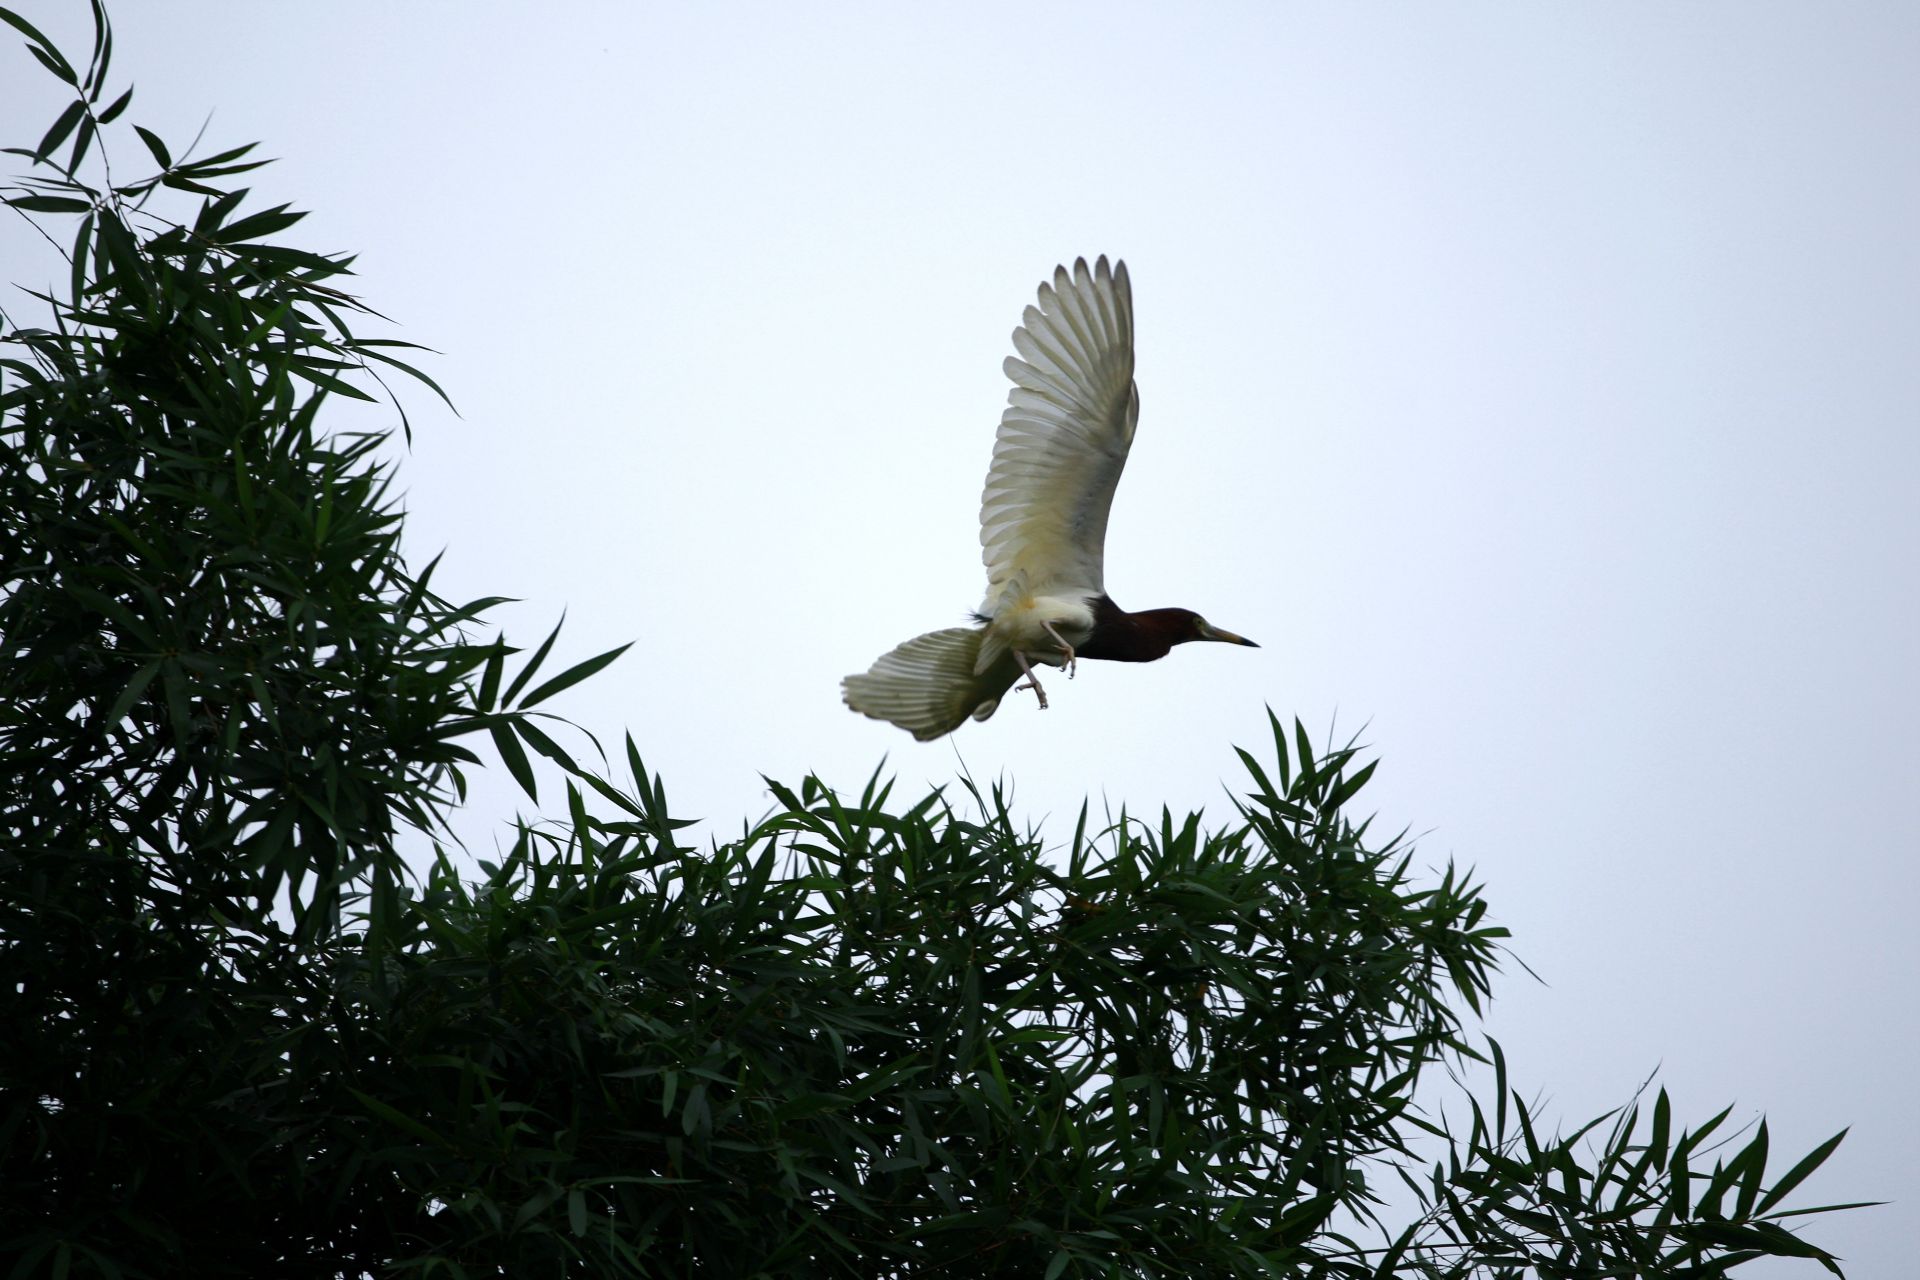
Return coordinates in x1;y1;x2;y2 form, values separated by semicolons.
1012;649;1049;710
1042;620;1078;678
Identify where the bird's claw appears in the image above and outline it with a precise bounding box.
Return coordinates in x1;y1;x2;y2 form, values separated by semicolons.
1042;622;1078;679
1013;648;1050;710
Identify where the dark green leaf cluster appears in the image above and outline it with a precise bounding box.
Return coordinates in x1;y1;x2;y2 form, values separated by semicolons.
220;723;1500;1276
0;5;606;1272
0;3;482;946
0;7;1864;1278
1369;1040;1868;1278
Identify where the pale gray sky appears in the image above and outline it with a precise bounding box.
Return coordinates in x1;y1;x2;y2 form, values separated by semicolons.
5;3;1915;1272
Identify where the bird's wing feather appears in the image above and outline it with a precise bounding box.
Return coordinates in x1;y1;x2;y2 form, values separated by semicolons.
842;626;1019;741
978;256;1138;614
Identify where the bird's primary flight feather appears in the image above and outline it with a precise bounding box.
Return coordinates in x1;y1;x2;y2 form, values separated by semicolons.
979;256;1138;618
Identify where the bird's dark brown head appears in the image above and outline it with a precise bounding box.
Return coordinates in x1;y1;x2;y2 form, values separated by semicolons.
1079;597;1259;663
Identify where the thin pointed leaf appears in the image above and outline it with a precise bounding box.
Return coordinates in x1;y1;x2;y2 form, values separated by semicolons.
502;614;565;706
26;43;75;83
518;642;632;709
94;85;132;123
6;194;92;213
0;8;68;66
33;98;87;162
131;123;170;169
514;716;580;775
489;719;538;802
1756;1129;1848;1216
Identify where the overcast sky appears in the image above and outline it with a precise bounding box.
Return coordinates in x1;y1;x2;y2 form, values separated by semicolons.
5;3;1915;1272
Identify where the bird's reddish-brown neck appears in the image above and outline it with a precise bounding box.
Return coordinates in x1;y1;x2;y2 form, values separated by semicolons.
1076;595;1195;663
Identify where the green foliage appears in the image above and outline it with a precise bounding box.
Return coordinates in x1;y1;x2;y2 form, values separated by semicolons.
0;7;1864;1277
330;723;1506;1276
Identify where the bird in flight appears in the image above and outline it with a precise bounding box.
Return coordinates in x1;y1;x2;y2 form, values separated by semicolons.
842;256;1257;741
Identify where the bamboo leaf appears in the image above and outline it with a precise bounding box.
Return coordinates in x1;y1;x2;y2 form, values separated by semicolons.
95;85;132;123
490;718;538;801
33;98;87;162
502;614;564;706
6;194;92;213
1756;1128;1848;1216
132;123;170;168
517;642;632;710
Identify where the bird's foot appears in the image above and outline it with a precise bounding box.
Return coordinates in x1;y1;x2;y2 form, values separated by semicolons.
1042;621;1078;678
1013;650;1050;709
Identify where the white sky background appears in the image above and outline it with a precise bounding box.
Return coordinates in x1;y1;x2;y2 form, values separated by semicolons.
4;2;1915;1272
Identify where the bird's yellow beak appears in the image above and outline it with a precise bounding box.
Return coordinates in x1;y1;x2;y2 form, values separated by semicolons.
1196;620;1258;648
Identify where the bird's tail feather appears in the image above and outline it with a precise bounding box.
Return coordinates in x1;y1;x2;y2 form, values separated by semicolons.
842;626;1019;741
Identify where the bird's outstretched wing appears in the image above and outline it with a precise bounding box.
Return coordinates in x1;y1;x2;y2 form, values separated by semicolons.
978;256;1138;615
